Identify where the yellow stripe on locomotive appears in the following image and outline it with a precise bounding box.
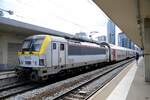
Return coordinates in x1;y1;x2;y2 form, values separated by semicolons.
17;35;51;56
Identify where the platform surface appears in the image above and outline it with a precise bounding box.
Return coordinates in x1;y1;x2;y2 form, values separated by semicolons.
126;57;150;100
89;57;150;100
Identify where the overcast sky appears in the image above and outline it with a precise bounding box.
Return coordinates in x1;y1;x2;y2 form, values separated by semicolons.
0;0;121;43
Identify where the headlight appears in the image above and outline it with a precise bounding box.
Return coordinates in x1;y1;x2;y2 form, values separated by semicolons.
39;59;44;66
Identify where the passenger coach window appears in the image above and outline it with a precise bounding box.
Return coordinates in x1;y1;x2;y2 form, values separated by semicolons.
53;43;56;49
60;44;64;50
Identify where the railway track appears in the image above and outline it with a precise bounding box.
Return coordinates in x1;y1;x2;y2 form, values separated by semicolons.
0;80;30;92
15;59;133;100
0;73;38;99
0;82;39;100
53;59;132;100
0;77;18;88
0;71;16;80
0;71;18;92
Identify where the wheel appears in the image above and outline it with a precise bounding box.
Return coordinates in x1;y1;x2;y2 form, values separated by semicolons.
15;68;24;80
41;75;48;81
30;71;39;81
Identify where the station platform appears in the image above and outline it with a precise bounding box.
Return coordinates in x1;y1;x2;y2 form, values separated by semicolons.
0;65;15;72
89;57;150;100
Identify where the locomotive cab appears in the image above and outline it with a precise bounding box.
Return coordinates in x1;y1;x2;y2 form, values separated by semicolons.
18;35;47;67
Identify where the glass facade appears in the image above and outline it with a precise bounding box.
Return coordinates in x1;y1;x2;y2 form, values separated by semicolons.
97;35;106;42
118;32;135;49
107;20;115;44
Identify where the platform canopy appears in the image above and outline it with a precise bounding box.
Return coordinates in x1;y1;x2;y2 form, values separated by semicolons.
94;0;150;48
0;17;73;37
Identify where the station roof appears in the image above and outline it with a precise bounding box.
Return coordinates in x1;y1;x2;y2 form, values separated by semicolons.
94;0;150;48
0;17;73;37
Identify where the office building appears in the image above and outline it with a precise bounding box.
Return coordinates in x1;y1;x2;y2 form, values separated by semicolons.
107;20;115;44
97;35;107;42
118;32;135;49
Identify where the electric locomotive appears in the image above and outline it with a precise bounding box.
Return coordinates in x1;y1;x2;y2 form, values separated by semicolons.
17;35;109;81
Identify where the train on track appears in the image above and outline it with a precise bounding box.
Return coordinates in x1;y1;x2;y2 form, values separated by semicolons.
16;35;137;81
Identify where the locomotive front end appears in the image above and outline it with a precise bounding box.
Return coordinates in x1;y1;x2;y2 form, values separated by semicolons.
16;35;50;81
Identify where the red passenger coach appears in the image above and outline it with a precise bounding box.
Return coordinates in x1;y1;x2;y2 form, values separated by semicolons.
109;44;136;62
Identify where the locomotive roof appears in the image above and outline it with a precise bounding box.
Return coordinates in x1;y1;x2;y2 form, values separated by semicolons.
26;35;46;40
51;35;67;42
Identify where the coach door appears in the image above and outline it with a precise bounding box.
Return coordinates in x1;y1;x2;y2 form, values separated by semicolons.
52;42;59;67
59;43;66;67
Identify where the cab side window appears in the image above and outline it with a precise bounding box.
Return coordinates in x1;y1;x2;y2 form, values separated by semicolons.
53;43;56;49
60;44;64;51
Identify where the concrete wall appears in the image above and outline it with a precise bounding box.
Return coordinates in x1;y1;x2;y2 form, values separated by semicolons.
0;33;28;71
0;35;7;66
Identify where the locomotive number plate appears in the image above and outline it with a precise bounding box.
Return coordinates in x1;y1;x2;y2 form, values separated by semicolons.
24;56;31;60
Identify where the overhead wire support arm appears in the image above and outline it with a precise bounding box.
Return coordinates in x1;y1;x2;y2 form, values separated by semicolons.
0;8;14;15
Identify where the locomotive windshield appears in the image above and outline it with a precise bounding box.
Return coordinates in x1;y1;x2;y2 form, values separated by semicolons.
22;38;44;52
